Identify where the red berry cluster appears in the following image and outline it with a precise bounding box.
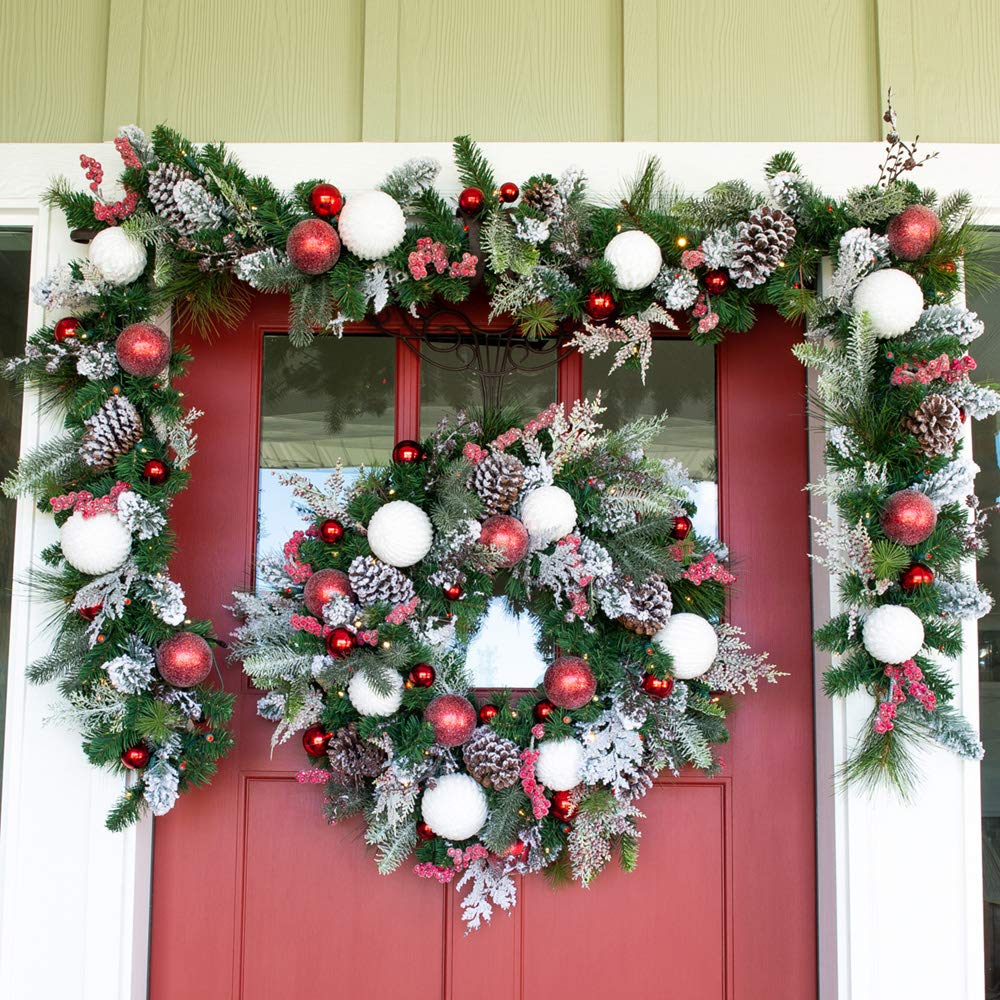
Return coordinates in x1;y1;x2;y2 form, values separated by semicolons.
94;190;139;223
79;154;104;192
113;135;142;170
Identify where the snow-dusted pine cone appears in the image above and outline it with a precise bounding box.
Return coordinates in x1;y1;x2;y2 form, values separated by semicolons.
79;395;143;470
903;393;962;456
617;575;673;636
730;205;797;289
327;722;386;780
521;176;560;216
147;163;195;233
348;555;416;607
462;726;521;790
470;451;526;515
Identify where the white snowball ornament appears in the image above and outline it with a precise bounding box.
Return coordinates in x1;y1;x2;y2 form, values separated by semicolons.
862;605;925;664
366;500;433;567
535;738;585;791
88;227;147;286
520;485;577;549
336;190;406;260
421;773;488;841
603;230;663;290
347;669;404;717
852;268;925;339
652;613;719;680
60;510;132;575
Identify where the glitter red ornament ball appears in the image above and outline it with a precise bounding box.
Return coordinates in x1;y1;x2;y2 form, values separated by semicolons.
416;820;436;841
887;204;941;261
156;631;214;688
78;602;103;621
286;218;341;275
54;316;81;342
671;515;693;540
318;518;345;544
141;458;170;485
880;489;938;546
478;703;499;724
121;744;150;770
584;290;616;321
458;187;485;215
900;563;935;591
533;699;555;722
303;568;353;616
443;582;463;601
550;789;577;821
392;439;423;463
641;673;675;700
116;322;171;378
704;269;729;295
326;626;356;659
424;693;478;747
543;655;597;710
498;182;519;204
302;724;331;757
408;662;436;688
309;182;343;218
479;514;529;568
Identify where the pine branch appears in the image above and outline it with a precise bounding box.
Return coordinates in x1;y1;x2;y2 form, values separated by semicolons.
452;136;496;200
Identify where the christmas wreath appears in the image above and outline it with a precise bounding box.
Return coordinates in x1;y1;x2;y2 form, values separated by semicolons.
231;400;776;929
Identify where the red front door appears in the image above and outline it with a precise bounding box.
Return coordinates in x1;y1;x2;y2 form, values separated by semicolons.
150;294;816;999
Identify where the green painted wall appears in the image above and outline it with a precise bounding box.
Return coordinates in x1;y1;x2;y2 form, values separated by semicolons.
2;0;998;143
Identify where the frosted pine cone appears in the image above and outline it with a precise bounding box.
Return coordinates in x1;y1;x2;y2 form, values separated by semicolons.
147;163;196;233
462;726;521;790
903;393;962;456
470;451;526;515
617;575;673;636
521;175;560;216
348;555;416;607
79;395;143;470
730;205;797;289
327;722;386;780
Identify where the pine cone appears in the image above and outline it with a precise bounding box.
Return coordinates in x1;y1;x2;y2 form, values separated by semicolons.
730;205;797;289
327;722;386;780
79;395;143;470
617;575;673;636
903;393;962;456
462;726;521;790
147;163;196;233
469;452;526;515
521;175;560;217
348;555;416;607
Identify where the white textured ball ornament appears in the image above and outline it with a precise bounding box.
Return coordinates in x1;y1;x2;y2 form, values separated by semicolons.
652;613;718;680
347;669;404;717
520;486;577;549
88;227;147;285
366;500;433;567
852;268;925;339
862;605;925;663
336;190;406;260
421;773;488;841
60;511;132;575
535;739;585;791
603;230;663;290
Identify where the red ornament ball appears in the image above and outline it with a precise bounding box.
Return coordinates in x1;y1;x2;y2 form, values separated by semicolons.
478;703;499;724
887;204;941;261
498;182;519;204
880;489;938;546
503;839;528;860
641;673;675;700
156;631;214;688
550;789;577;821
416;820;436;841
54;316;82;342
443;582;463;601
318;518;345;544
900;563;935;591
326;626;356;659
78;602;103;621
671;515;693;541
116;322;171;378
424;693;477;747
704;269;729;295
121;744;150;770
302;724;331;757
408;662;436;688
141;459;170;485
584;290;616;321
303;568;353;616
286;218;341;275
309;182;343;218
458;187;485;215
392;439;424;463
543;655;597;710
533;699;555;723
479;514;529;568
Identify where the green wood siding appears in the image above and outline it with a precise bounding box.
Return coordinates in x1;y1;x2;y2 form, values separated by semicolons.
1;0;998;142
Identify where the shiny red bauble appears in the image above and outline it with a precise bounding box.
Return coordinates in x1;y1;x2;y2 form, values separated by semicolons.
141;458;170;485
120;744;150;770
78;602;103;621
584;290;616;321
416;820;436;841
550;789;577;821
671;515;693;540
533;699;555;723
458;187;485;215
703;269;729;295
309;182;343;218
498;182;519;204
424;693;478;747
880;489;938;546
543;655;597;709
326;626;356;659
303;568;354;617
887;204;941;261
156;631;214;688
302;723;332;757
408;662;436;688
116;322;171;377
478;703;499;724
641;673;675;700
479;514;530;568
318;518;345;544
392;439;424;463
54;316;82;342
286;218;341;275
503;839;528;860
443;582;463;601
900;563;935;591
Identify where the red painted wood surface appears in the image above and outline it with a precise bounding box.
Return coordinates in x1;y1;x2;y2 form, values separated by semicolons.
150;294;816;999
